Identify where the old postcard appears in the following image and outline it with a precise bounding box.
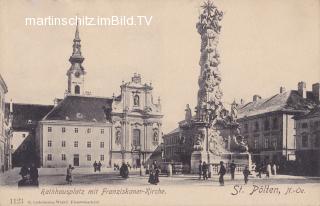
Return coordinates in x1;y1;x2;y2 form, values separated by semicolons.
0;0;319;205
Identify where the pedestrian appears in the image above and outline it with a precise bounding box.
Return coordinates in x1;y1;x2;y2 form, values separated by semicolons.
198;160;203;180
93;161;97;172
98;161;102;172
229;160;236;180
120;162;129;178
127;162;131;170
243;166;250;184
66;165;74;185
273;163;277;176
202;161;208;180
29;163;39;186
153;161;160;185
218;161;226;186
266;163;271;178
19;165;29;179
257;163;262;178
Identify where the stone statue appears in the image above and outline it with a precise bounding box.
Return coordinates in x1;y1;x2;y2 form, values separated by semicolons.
185;104;192;121
230;135;248;153
193;130;205;151
115;130;121;145
230;101;238;122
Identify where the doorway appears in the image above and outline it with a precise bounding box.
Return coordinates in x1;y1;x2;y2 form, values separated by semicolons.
73;154;79;166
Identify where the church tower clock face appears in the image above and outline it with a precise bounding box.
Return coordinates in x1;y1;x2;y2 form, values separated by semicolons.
75;71;80;78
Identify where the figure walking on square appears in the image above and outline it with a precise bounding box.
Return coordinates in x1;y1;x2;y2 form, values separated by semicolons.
29;163;39;186
218;161;226;186
66;165;74;185
202;161;208;180
243;166;250;184
229;160;236;180
272;163;277;176
266;163;271;178
198;160;203;180
98;161;102;172
93;161;97;172
120;162;129;178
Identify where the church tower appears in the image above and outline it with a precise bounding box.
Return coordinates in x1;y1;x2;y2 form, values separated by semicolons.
66;22;86;95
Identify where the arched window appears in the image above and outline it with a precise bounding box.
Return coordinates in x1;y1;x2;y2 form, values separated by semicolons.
132;129;141;146
133;95;140;106
75;85;80;94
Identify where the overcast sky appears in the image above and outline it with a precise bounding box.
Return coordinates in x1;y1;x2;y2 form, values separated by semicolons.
0;0;319;133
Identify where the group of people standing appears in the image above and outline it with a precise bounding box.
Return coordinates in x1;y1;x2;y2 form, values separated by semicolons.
256;162;277;178
18;164;39;187
93;161;102;172
198;160;251;186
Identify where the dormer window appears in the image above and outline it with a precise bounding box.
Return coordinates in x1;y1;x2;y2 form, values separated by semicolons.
133;95;140;106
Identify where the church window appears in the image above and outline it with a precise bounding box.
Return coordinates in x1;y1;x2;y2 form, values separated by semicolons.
75;85;80;94
133;129;141;146
61;154;66;161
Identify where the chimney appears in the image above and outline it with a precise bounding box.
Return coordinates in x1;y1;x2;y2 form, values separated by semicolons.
280;86;286;94
312;82;320;103
253;95;261;102
298;81;307;98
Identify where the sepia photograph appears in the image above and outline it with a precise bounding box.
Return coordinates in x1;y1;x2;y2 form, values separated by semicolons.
0;0;319;205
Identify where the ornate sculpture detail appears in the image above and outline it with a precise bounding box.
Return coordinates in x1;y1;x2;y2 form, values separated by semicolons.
191;0;248;154
115;129;121;145
185;104;192;121
193;130;205;151
153;129;159;146
196;0;224;124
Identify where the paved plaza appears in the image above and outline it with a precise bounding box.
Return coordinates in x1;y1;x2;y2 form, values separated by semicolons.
1;167;319;187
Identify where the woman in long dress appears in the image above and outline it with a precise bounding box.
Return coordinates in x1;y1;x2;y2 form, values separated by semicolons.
66;165;74;185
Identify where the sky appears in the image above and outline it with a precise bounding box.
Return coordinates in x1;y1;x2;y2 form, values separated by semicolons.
0;0;319;133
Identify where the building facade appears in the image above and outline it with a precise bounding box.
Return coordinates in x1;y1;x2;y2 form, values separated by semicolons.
4;103;53;167
294;106;320;176
0;74;8;172
237;83;319;168
35;23;163;168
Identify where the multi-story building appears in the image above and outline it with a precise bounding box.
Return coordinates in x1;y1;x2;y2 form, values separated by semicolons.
294;105;320;176
4;102;53;167
237;83;319;168
34;23;163;168
163;128;182;162
0;74;8;172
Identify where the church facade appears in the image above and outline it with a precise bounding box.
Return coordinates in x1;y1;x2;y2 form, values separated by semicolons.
35;24;163;168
